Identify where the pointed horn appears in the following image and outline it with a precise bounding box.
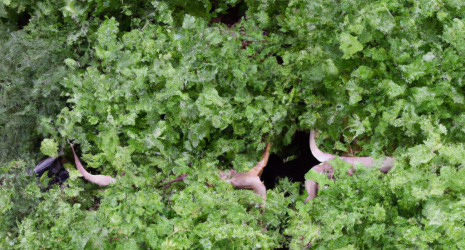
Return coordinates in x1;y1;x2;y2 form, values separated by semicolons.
67;139;115;186
310;130;336;162
248;142;271;177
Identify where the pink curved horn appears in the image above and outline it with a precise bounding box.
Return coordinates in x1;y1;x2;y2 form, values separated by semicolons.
309;129;394;171
68;139;116;186
306;130;395;202
310;130;336;162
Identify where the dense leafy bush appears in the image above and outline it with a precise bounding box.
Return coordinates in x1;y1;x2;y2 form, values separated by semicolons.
0;23;70;163
2;0;465;249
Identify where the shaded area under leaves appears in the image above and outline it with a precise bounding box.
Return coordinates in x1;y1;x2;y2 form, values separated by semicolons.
210;1;247;26
34;157;69;191
261;130;320;190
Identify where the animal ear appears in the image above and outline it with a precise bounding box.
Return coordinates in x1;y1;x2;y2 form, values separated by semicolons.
310;130;395;172
251;179;266;201
248;142;271;177
219;170;232;180
219;142;271;201
304;180;318;203
306;130;396;203
304;162;334;203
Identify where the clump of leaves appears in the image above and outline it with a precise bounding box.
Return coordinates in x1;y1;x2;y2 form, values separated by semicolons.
0;160;41;248
67;139;116;186
3;0;465;248
40;139;59;157
220;142;271;201
0;26;70;164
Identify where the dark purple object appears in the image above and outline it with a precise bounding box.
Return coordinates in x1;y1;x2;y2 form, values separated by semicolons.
34;157;69;187
160;174;187;189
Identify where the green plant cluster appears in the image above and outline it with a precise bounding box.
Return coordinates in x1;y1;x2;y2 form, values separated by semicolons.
2;0;465;249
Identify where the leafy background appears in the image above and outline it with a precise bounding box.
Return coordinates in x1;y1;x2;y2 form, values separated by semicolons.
2;0;465;249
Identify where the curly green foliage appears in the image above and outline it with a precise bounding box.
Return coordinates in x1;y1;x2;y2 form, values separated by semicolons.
40;139;59;157
264;0;465;247
244;0;465;149
0;0;233;164
54;15;296;176
290;156;465;249
0;0;236;162
289;165;393;249
4;0;465;248
13;162;297;249
40;0;465;247
0;25;70;164
0;160;42;248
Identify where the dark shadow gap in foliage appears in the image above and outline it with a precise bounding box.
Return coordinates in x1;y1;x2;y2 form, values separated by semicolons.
88;196;101;211
210;1;248;26
275;55;284;65
34;156;69;192
17;11;31;29
0;7;31;29
261;130;320;190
